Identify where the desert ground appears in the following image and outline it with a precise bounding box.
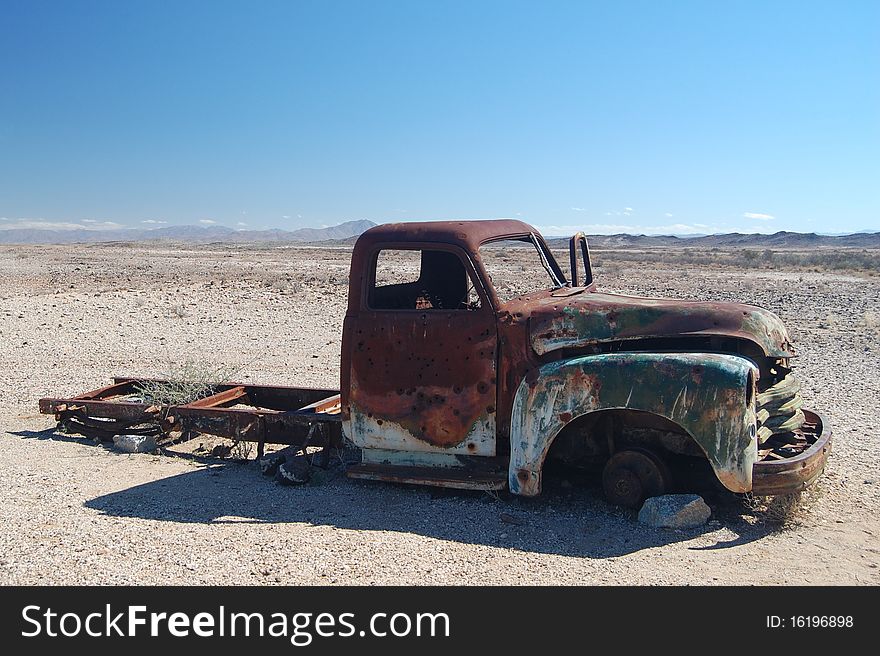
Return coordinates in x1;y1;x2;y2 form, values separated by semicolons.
1;241;878;585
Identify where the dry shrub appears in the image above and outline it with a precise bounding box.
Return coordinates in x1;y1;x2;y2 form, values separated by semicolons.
265;275;301;293
819;312;841;330
742;486;822;529
231;439;254;461
861;311;880;336
134;359;242;406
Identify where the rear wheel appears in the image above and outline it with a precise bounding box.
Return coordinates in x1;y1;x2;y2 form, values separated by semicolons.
602;449;671;509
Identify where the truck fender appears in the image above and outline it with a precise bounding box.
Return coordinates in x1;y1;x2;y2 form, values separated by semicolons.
508;352;759;496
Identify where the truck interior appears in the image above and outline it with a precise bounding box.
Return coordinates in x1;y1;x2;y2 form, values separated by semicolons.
369;248;480;311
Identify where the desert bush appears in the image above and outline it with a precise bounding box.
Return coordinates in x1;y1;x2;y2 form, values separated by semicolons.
861;311;880;335
742;487;821;529
231;439;254;461
134;359;242;406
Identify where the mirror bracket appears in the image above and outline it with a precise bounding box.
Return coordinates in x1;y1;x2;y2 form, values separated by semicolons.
569;232;593;287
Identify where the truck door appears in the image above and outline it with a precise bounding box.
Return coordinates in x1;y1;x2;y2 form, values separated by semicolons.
346;245;498;456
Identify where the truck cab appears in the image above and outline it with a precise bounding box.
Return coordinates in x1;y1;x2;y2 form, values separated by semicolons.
341;219;831;507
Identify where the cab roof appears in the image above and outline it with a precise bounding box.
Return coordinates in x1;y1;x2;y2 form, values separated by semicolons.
355;219;540;252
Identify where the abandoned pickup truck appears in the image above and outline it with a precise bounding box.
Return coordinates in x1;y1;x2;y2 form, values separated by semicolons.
40;220;831;508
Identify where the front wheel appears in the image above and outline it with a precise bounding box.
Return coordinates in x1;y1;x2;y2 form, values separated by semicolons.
602;449;671;509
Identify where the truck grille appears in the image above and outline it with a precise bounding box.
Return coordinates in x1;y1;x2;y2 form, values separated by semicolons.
756;372;805;443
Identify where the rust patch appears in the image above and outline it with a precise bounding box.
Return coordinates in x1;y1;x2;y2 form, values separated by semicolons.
347;305;497;450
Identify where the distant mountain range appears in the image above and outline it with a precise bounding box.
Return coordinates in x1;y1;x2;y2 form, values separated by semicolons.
0;220;878;248
546;230;880;249
0;219;377;245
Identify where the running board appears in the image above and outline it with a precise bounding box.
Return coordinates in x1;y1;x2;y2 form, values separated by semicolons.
346;463;507;491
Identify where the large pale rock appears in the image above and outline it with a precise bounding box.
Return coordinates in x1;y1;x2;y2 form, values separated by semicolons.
112;434;157;454
638;494;711;529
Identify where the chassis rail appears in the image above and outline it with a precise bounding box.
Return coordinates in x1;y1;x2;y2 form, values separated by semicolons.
39;378;343;457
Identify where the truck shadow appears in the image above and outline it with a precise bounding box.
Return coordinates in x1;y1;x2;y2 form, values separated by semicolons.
83;460;773;558
10;427;98;445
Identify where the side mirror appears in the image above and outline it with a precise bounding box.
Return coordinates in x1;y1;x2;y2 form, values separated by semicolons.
569;232;593;287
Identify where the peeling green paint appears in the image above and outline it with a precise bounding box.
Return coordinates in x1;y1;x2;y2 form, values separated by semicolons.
509;352;759;495
528;293;794;358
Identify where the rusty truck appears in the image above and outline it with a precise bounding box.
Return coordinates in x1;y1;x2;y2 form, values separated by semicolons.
40;219;831;508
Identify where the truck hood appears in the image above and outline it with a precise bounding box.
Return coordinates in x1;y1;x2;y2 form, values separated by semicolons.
512;290;795;358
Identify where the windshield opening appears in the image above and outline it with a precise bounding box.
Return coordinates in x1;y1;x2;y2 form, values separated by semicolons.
479;235;565;303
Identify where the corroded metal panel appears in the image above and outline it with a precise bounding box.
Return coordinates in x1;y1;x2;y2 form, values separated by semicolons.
523;293;795;358
508;352;759;496
344;308;497;455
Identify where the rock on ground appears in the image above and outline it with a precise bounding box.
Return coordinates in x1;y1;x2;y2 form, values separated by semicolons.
112;434;158;454
638;494;712;529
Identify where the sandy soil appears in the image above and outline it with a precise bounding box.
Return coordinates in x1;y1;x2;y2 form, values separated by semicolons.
1;242;878;585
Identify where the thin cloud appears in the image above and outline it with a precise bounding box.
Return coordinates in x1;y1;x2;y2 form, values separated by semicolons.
743;212;774;220
141;219;168;225
0;218;124;231
664;212;674;218
571;207;587;212
236;222;248;227
199;219;216;225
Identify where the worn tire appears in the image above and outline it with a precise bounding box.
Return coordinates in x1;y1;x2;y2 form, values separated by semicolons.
602;449;671;509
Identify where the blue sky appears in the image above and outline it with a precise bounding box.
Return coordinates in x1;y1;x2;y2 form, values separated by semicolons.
1;0;877;235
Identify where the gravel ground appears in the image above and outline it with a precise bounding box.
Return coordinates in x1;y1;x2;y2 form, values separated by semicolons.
1;242;878;585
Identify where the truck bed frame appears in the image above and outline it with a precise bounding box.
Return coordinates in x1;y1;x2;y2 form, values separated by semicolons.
39;378;343;457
